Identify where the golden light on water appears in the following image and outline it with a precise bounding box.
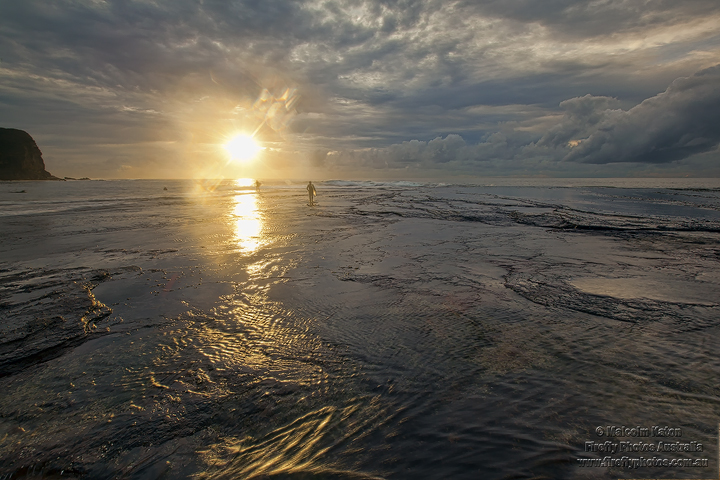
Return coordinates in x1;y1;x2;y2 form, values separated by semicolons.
232;192;262;254
234;177;255;188
225;133;262;162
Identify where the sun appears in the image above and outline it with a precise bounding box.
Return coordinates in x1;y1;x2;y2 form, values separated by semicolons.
225;134;262;162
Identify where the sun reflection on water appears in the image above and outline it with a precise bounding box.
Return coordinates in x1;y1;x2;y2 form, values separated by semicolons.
234;178;255;188
231;192;263;254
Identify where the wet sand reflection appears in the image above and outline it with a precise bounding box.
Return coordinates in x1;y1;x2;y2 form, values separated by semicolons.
231;192;263;254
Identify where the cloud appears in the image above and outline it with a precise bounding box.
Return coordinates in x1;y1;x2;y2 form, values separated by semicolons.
459;0;720;38
537;95;622;149
309;149;329;167
1;1;719;177
324;63;720;173
562;65;720;164
327;132;515;170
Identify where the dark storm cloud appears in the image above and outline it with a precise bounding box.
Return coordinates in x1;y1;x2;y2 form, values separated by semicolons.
328;64;720;171
0;1;309;90
561;65;720;164
1;0;719;177
538;95;623;149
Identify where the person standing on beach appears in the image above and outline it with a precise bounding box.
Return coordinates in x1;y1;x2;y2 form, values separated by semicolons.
307;181;317;205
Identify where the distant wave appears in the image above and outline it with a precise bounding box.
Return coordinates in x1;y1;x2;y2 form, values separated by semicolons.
322;180;428;188
0;194;184;217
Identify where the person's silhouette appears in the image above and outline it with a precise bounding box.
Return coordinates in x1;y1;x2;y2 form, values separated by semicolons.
307;181;317;205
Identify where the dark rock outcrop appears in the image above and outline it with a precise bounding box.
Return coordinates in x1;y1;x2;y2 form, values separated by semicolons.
0;267;114;378
0;128;59;180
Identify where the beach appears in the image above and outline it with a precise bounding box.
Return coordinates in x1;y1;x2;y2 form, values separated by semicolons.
1;178;719;479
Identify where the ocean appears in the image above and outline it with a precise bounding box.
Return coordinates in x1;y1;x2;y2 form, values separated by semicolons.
1;178;719;479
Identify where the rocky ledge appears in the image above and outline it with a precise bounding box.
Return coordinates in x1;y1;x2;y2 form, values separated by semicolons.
0;128;59;180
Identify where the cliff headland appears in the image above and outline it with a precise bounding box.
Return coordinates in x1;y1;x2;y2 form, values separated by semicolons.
0;128;59;180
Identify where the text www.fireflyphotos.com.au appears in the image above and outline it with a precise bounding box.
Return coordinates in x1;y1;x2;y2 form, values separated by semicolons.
577;425;711;470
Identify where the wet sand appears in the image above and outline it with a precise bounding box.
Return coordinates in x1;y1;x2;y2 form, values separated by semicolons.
1;179;719;479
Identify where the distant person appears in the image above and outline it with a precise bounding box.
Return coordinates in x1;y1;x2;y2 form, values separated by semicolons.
307;181;317;205
254;180;261;191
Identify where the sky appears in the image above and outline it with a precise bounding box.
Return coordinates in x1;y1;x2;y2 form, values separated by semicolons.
1;0;719;180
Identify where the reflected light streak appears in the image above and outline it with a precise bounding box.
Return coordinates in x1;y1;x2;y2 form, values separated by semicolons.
235;178;255;188
232;193;263;254
232;193;262;253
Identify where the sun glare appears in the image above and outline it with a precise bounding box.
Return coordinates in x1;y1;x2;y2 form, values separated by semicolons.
225;134;262;162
